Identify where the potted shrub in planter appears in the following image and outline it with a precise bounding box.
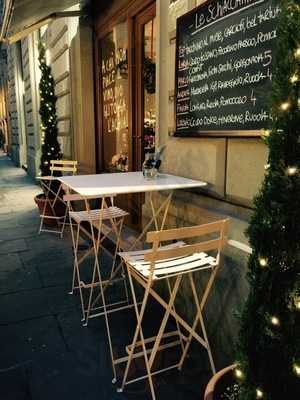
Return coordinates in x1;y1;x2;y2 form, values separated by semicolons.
204;1;300;399
34;42;63;225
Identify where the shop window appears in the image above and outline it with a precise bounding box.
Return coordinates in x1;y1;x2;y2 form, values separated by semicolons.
100;21;129;172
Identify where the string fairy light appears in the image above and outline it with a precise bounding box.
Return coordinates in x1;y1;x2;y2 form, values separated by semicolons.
271;316;280;326
264;163;270;170
293;363;300;376
261;129;271;139
287;166;298;175
290;73;299;83
259;257;268;267
295;48;300;58
280;102;290;111
256;389;264;398
235;368;243;379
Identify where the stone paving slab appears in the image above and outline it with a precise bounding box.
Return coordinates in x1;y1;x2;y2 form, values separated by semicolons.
0;265;41;295
0;316;67;369
27;351;117;400
0;365;31;400
33;258;72;287
0;238;28;254
0;288;51;324
0;253;23;271
0;224;39;241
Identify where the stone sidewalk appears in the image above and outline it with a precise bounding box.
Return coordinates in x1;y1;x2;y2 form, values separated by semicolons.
0;152;207;400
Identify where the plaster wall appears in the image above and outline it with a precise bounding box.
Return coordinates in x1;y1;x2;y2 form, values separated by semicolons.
7;45;20;165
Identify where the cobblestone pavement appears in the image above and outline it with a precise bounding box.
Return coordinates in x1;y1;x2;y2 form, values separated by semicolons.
0;152;207;400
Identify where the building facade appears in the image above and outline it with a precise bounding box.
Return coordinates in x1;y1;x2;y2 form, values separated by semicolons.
3;3;95;176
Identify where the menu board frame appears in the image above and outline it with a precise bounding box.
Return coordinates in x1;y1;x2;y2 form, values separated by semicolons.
174;0;278;138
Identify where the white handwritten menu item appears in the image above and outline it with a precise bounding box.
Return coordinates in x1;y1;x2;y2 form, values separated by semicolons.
101;33;117;169
175;0;280;136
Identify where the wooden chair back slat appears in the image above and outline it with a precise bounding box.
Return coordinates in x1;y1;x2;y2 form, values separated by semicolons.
50;160;78;175
144;219;229;263
144;239;222;262
50;166;77;172
50;160;78;166
146;219;228;243
63;193;116;202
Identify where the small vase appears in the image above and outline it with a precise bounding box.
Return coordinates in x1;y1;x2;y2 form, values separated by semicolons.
143;167;158;180
143;152;158;180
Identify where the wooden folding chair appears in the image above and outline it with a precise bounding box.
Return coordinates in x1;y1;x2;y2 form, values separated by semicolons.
36;160;77;237
117;219;229;399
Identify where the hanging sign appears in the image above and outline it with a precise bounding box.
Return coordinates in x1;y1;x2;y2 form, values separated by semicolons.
174;0;280;136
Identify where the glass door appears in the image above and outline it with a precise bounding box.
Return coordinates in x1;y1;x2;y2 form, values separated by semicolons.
99;20;129;173
142;16;156;160
133;3;156;172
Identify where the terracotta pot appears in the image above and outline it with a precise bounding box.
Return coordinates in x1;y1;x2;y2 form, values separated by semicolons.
34;193;66;227
204;364;237;400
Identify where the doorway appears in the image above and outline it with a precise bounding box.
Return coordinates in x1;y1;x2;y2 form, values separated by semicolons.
95;1;156;229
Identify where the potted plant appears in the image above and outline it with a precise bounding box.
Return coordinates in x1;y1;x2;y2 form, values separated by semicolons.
204;364;238;400
204;1;300;398
34;42;63;225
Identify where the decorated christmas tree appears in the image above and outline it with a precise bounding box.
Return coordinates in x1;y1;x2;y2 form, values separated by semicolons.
38;42;61;176
236;1;300;399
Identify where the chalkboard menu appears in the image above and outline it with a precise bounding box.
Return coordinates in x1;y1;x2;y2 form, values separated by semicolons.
175;0;280;136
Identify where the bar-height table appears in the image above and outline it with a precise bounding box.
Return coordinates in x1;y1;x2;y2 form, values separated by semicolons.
60;172;207;256
59;171;207;383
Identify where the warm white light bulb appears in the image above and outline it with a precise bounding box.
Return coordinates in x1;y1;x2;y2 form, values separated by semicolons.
271;316;280;326
287;166;298;176
264;164;270;170
295;48;300;58
290;74;299;83
294;363;300;376
259;257;268;267
256;389;263;398
263;129;271;137
280;102;290;111
235;368;243;379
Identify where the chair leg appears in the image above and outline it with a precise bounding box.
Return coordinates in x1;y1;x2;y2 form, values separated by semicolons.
148;275;182;369
84;204;118;382
60;204;69;238
189;273;215;374
119;270;156;400
112;217;130;305
177;272;216;374
69;219;79;294
38;191;49;234
166;277;185;353
75;224;86;321
110;218;123;278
